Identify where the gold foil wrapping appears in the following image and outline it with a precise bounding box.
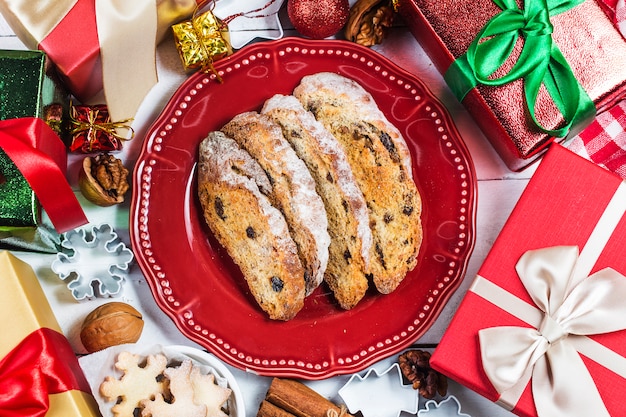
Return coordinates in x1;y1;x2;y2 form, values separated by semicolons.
172;10;232;74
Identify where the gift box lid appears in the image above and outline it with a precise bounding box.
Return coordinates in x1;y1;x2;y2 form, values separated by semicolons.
0;49;63;120
430;144;626;417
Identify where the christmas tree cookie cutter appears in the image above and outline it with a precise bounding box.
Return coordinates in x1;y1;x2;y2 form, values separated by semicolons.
338;363;419;417
338;363;472;417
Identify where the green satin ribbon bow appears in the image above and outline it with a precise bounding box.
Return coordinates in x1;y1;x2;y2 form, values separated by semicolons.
444;0;596;138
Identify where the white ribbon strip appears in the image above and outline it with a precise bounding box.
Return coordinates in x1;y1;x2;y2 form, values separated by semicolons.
95;0;158;122
470;180;626;417
0;0;77;47
0;0;195;121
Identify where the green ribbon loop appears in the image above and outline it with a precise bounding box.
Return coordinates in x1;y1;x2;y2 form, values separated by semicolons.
444;0;596;138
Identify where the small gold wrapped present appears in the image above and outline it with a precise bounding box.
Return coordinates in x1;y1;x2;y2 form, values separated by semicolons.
172;9;232;79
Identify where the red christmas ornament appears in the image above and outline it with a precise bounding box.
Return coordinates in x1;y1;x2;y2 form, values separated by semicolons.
288;0;350;39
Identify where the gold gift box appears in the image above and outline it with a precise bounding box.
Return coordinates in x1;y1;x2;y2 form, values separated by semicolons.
0;251;102;417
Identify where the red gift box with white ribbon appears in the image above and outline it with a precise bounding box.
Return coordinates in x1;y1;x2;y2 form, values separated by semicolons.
431;143;626;417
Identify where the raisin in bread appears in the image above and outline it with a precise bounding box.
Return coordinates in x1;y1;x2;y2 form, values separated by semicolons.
221;112;330;296
294;72;423;294
262;94;372;309
197;131;305;320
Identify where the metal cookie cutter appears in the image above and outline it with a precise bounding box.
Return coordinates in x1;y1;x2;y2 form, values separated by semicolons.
52;223;134;300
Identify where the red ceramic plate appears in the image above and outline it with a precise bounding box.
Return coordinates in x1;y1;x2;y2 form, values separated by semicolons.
131;37;476;379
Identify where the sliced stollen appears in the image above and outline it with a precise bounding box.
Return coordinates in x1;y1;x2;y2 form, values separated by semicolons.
262;94;372;310
197;131;305;321
294;72;423;294
221;112;331;296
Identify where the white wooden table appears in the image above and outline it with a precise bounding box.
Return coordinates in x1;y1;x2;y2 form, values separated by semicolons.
0;4;537;416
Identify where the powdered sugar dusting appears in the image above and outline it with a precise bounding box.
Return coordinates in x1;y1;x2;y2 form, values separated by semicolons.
225;112;330;293
262;94;373;264
295;72;414;176
198;132;290;239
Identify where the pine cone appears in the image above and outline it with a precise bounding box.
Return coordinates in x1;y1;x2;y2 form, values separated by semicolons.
398;350;448;399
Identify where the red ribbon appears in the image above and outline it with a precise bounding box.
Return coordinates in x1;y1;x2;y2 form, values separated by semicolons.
0;117;88;233
0;328;93;417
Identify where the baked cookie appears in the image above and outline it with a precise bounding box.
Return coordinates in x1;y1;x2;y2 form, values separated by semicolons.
99;352;168;417
197;131;305;320
262;94;372;309
190;365;232;417
221;112;330;296
294;72;422;294
140;360;207;417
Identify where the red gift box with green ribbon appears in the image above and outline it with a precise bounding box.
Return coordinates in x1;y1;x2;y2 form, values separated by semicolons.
0;250;102;416
397;0;626;171
431;144;626;416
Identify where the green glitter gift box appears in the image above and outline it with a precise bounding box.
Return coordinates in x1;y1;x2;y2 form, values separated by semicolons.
0;49;67;228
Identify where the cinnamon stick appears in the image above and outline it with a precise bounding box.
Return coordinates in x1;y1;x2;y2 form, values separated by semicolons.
257;400;298;417
265;378;353;417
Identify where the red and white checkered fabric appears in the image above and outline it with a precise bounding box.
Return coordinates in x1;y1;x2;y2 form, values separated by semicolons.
595;0;626;33
568;102;626;179
567;0;626;179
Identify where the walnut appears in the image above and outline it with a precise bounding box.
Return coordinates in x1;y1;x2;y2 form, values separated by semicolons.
78;153;130;207
398;349;448;398
344;0;396;47
80;302;144;353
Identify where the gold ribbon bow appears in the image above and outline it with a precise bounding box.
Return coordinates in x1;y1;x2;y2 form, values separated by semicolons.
70;105;134;152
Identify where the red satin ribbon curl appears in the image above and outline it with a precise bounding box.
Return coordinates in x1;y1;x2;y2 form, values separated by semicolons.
0;117;88;233
0;328;92;417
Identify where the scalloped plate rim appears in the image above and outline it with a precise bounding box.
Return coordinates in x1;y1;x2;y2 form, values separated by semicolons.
130;37;477;379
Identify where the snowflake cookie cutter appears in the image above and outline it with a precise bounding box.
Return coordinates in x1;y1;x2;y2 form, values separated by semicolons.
338;363;419;417
51;223;134;300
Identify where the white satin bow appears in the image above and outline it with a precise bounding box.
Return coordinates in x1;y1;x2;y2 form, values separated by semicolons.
478;246;626;417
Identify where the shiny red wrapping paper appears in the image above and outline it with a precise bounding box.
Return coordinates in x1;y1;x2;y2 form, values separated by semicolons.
398;0;626;170
37;0;102;103
430;144;626;416
69;104;122;153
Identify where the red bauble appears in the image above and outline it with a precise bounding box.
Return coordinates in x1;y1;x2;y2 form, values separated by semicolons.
287;0;350;39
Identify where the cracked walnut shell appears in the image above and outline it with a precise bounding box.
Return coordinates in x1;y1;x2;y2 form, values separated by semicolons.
345;0;396;46
78;153;130;206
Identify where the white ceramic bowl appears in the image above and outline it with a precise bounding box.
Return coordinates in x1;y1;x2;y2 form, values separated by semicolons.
166;345;246;417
